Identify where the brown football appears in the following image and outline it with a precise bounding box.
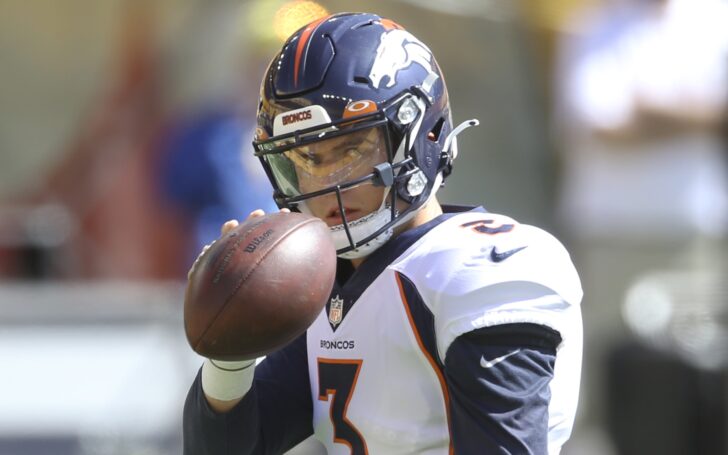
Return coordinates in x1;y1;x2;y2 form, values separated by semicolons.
184;211;337;360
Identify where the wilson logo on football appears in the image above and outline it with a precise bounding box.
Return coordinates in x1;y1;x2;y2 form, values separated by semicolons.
281;110;313;125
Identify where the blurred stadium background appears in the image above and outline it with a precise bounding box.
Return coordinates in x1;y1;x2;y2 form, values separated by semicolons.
1;0;727;454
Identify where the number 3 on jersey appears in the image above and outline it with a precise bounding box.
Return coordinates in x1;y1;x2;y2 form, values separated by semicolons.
318;359;369;454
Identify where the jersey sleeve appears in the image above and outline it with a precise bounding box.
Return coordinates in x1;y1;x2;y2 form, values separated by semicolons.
391;212;583;452
445;323;561;454
397;213;582;361
183;333;313;455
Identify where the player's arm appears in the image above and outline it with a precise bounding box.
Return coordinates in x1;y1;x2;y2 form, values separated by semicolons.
183;208;313;454
423;220;583;453
444;323;561;454
183;333;313;455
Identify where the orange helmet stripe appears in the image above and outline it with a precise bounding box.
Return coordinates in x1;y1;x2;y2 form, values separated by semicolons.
293;16;329;88
378;18;403;31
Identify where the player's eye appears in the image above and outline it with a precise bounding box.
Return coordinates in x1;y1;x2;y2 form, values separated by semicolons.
294;149;321;165
345;147;361;158
340;147;361;165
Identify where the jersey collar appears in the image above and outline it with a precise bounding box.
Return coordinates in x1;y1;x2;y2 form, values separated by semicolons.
325;205;486;331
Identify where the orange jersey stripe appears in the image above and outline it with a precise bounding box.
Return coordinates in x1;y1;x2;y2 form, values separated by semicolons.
395;273;454;455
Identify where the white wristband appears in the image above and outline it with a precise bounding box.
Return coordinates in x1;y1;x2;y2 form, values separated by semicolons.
201;358;256;402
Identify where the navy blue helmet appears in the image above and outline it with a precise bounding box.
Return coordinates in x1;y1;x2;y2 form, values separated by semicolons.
253;12;476;258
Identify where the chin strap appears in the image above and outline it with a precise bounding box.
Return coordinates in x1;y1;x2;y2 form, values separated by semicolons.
441;119;480;178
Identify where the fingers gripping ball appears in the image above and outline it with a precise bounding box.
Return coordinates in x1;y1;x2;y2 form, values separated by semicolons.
184;212;337;360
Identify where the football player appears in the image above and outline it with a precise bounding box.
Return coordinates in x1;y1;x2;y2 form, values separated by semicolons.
183;12;582;455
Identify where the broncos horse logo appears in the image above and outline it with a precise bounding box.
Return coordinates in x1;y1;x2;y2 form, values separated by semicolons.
368;29;439;90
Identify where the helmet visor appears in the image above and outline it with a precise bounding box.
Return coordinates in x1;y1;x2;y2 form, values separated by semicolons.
264;125;389;197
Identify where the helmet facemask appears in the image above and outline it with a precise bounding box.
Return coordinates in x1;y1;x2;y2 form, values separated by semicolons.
254;90;433;258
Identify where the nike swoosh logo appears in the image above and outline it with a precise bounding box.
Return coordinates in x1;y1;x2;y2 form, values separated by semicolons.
480;349;521;368
490;246;527;263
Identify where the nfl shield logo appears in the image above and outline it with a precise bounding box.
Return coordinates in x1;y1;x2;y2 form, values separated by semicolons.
329;295;344;326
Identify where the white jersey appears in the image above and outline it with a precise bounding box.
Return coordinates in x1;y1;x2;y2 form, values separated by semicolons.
305;209;583;454
185;207;583;455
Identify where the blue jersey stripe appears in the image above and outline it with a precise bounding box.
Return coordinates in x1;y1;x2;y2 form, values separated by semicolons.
395;271;454;455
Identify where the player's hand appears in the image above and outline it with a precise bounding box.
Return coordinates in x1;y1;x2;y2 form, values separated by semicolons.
188;208;291;280
220;208;291;236
192;207;291;413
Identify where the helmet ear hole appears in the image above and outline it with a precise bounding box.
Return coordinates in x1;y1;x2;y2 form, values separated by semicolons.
429;117;445;142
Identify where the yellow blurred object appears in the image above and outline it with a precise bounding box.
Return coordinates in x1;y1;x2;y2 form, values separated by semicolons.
273;1;329;42
519;0;599;31
245;0;283;47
